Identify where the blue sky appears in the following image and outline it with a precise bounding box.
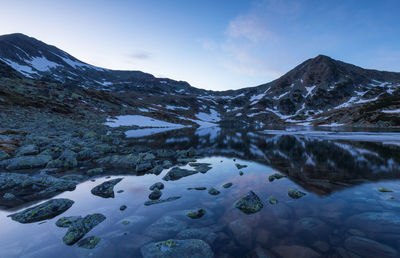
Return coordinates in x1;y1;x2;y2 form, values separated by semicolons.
1;0;400;90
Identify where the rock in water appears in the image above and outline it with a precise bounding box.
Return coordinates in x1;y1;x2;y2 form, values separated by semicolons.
268;173;286;182
149;189;162;200
149;182;164;191
208;187;220;195
235;163;247;169
141;239;214;258
9;198;74;223
91;178;123;198
344;236;398;257
78;236;101;249
186;209;206;219
144;196;181;206
288;189;306;199
234;191;263;214
269;196;278;205
378;187;393;192
162;167;198;181
56;213;106;245
223;183;233;188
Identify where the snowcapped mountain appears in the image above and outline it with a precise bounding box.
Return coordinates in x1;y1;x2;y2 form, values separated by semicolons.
0;33;399;127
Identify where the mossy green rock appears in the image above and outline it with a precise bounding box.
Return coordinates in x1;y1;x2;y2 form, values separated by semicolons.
78;236;101;249
186;209;206;219
288;189;307;199
56;213;106;245
91;178;123;198
162;167;198;181
141;239;213;258
234;190;264;214
378;187;393;193
235;163;247;169
269;196;278;205
6;155;52;170
9;198;74;223
268;173;286;182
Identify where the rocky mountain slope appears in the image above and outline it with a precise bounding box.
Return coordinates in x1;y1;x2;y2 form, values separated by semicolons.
0;33;399;128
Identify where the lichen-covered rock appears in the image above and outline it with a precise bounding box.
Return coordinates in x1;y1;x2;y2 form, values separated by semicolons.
46;149;78;169
149;182;164;191
186;209;206;219
8;198;74;223
378;187;393;192
56;213;106;245
268;173;286;182
3;192;15;200
77;236;101;249
141;239;214;258
91;178;123;198
162;167;198;181
149;189;162;200
150;165;163;175
5;155;52;170
208;187;220;196
145;196;181;206
16;144;39;156
234;191;263;214
288;189;306;199
176;228;217;245
0;149;9;161
269;196;278;205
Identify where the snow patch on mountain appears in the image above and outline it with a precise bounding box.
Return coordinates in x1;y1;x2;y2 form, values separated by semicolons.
105;115;186;128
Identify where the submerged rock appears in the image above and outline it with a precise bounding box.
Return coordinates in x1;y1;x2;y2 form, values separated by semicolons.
91;178;123;198
188;187;207;191
234;191;263;214
272;245;320;258
378;187;393;192
144;196;181;206
141;239;213;258
149;189;162;200
288;189;306;199
344;236;398;257
208;187;220;195
77;236;101;249
269;196;278;205
149;182;164;191
9;198;74;223
176;228;217;245
186;209;206;219
268;173;286;182
144;215;187;240
229;219;252;249
162;167;198;181
223;183;233;188
56;213;106;245
345;212;400;233
5;154;52;170
235;163;247;169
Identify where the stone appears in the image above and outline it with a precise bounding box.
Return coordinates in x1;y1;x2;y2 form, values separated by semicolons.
46;149;78;169
86;167;104;176
268;173;286;182
120;205;127;211
288;189;306;199
144;196;181;206
0;149;9;161
150;165;163;175
234;191;263;214
235;163;247;169
208;187;220;195
189;163;212;173
269;196;278;205
239;171;244;176
16;144;39;156
149;189;162;200
223;183;233;188
378;187;393;192
149;182;164;191
6;155;52;170
229;219;252;249
162;167;198;181
3;192;15;200
136;162;153;172
313;241;330;252
272;245;320;258
141;239;213;258
188;187;207;190
344;236;398;257
77;236;101;249
293;217;330;238
56;213;106;245
9;198;74;223
345;212;400;233
144;215;187;240
186;209;206;219
91;178;123;198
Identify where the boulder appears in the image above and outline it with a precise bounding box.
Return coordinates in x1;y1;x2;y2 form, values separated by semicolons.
234;191;264;214
6;155;52;170
91;178;123;198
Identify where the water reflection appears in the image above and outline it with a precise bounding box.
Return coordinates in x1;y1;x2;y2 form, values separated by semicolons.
127;126;400;194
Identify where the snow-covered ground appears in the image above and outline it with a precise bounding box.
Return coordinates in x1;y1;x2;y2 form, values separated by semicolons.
382;108;400;114
125;127;182;138
105;115;186;128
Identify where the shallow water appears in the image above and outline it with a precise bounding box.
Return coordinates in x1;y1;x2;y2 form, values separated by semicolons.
1;127;400;257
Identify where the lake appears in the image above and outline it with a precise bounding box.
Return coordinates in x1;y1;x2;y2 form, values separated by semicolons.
1;126;399;258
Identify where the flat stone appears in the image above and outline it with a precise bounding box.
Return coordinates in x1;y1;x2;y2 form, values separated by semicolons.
141;239;213;258
91;178;123;198
162;167;198;181
223;183;233;188
6;155;52;170
144;215;187;240
9;198;74;223
288;189;306;199
144;196;181;206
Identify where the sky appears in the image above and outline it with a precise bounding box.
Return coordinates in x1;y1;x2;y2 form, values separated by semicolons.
1;0;400;90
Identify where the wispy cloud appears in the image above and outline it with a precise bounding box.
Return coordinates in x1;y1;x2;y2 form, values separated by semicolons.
129;51;151;60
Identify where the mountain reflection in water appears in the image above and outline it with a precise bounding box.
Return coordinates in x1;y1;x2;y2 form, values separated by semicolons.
127;126;400;195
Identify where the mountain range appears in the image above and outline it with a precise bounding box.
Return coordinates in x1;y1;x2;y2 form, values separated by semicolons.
0;33;399;127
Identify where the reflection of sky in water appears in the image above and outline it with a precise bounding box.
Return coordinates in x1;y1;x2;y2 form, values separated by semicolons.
0;156;399;257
